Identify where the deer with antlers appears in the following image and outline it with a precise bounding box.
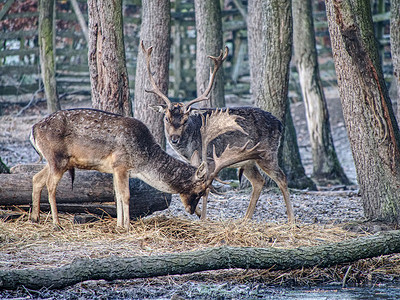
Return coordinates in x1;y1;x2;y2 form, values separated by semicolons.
30;106;263;230
142;41;295;223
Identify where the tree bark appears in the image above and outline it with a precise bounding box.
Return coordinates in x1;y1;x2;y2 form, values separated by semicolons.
248;0;314;189
247;0;263;102
1;230;399;290
391;0;400;122
194;0;225;108
292;0;350;186
325;0;400;224
0;164;171;219
38;0;60;113
88;0;132;116
134;0;170;149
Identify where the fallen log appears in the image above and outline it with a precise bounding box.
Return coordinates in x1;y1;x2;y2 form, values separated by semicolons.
0;230;399;290
0;164;171;219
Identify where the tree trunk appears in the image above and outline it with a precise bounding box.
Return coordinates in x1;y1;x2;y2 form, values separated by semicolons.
248;0;314;189
134;0;170;149
70;0;89;43
325;0;400;224
38;0;60;113
247;0;264;108
0;164;171;219
194;0;225;108
391;0;400;122
292;0;350;186
88;0;132;116
1;230;399;290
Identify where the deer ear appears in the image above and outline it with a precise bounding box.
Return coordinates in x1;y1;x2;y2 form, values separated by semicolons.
195;162;207;181
190;150;201;167
149;104;167;113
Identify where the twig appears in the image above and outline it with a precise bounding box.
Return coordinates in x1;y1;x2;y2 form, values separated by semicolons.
16;88;44;117
342;265;352;287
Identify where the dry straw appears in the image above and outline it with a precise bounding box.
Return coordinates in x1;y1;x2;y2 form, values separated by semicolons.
0;210;399;286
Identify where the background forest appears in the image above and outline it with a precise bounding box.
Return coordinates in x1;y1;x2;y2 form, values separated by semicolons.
1;0;399;223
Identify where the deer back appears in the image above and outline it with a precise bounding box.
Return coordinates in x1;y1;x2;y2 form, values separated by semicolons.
31;109;163;173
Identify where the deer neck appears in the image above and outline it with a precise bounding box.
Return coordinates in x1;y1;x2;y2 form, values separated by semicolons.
134;144;198;195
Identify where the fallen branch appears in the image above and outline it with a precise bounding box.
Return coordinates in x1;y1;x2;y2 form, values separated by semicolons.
0;230;399;290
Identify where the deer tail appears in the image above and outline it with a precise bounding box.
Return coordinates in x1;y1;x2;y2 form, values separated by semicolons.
29;127;43;163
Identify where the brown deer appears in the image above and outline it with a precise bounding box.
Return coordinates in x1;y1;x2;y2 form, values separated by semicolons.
142;42;295;223
30;106;263;230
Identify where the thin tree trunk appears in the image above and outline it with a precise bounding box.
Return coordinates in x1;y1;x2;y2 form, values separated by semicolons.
247;0;263;103
325;0;400;224
88;0;131;116
70;0;89;43
292;0;350;186
194;0;225;108
282;100;316;189
391;0;400;123
1;230;400;290
38;0;60;113
134;0;170;148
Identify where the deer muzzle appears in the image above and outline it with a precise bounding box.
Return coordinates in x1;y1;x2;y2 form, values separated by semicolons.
170;134;180;144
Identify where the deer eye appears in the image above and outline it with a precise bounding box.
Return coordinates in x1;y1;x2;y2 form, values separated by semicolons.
165;117;170;124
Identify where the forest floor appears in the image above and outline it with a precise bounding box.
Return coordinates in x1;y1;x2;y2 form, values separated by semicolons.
1;90;400;299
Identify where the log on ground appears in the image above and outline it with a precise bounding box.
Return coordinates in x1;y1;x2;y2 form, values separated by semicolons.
0;230;399;290
0;164;171;219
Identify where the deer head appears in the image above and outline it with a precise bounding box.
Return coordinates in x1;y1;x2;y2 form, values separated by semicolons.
141;40;229;145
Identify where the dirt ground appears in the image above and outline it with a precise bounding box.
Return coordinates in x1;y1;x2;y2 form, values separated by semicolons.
2;90;399;299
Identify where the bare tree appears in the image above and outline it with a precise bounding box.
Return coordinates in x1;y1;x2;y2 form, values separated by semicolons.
292;0;350;185
38;0;60;113
247;0;315;189
88;0;131;116
134;0;171;148
326;0;400;224
194;0;225;108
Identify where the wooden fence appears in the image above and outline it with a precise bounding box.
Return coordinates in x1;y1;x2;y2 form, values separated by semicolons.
0;0;393;106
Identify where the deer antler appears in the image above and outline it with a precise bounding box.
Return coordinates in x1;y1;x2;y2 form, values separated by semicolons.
183;47;229;112
199;108;247;163
207;142;264;186
140;40;172;108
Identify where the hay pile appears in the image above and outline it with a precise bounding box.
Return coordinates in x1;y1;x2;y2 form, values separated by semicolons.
1;210;399;288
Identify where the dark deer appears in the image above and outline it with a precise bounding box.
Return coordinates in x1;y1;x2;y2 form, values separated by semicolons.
142;42;294;223
30;107;263;230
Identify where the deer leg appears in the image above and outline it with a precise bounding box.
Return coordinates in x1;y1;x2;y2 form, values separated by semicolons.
46;168;64;228
242;164;265;219
200;188;210;221
257;160;294;223
31;164;50;223
113;168;130;230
